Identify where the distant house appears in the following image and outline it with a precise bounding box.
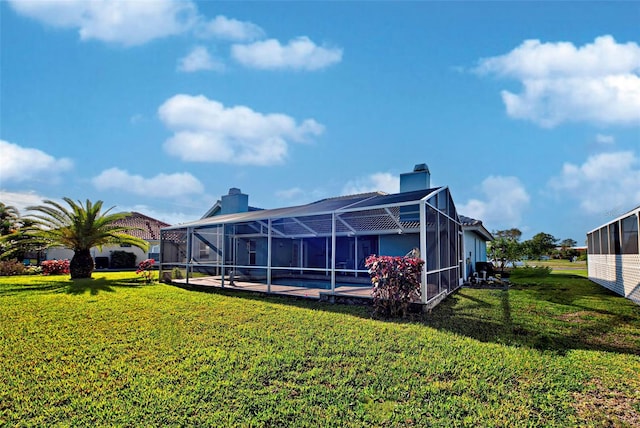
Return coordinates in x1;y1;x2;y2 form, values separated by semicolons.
587;205;640;305
46;212;170;267
160;164;493;307
460;215;493;278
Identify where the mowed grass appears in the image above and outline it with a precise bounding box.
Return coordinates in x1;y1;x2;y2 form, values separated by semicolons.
1;272;639;426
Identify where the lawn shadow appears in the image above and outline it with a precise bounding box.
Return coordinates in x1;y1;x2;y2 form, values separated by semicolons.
171;279;640;356
0;275;146;296
425;285;640;357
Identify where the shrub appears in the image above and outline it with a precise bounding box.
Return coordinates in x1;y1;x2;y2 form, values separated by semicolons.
509;265;552;279
0;260;26;276
41;259;70;275
136;259;155;284
24;265;43;275
365;255;424;318
172;267;184;280
110;251;136;269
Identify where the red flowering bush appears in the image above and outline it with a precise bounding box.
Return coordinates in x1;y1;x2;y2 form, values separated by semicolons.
41;259;70;275
365;255;424;318
136;258;156;284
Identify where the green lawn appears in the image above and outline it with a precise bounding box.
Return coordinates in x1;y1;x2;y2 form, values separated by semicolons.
1;272;639;426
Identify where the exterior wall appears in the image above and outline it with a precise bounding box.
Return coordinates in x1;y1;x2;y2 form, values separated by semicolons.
46;245;150;266
588;254;640;305
379;234;420;257
463;231;487;279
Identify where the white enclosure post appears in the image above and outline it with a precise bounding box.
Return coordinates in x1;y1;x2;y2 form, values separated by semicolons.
419;203;427;304
331;213;336;293
267;218;272;293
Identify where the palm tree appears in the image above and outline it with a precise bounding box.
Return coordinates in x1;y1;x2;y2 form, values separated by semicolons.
25;198;148;279
0;202;21;236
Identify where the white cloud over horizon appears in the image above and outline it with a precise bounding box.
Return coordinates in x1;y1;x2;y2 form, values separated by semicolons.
595;134;615;145
8;0;197;47
457;176;530;229
0;190;56;216
177;46;224;72
476;35;640;127
549;151;640;215
158;94;324;165
232;36;343;70
0;140;73;184
92;168;205;198
342;173;400;195
196;15;265;41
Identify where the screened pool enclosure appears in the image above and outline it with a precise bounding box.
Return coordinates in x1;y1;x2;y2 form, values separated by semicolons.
160;187;463;305
587;205;640;304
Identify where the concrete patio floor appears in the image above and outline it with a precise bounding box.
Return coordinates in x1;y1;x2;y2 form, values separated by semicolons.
171;276;374;301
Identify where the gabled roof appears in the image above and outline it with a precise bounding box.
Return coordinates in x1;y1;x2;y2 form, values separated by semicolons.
459;215;493;241
201;200;263;219
113;212;171;241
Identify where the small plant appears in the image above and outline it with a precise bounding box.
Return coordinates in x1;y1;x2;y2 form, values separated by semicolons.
136;259;156;284
24;265;43;275
0;260;26;276
41;259;70;275
172;267;183;280
365;255;424;318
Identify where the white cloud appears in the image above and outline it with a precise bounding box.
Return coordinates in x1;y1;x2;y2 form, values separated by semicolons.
476;35;640;127
8;0;197;46
92;168;204;198
595;134;615;145
196;15;264;41
343;173;399;195
232;36;343;71
0;140;73;184
177;46;224;72
158;94;324;166
458;176;530;228
0;190;53;215
549;151;640;214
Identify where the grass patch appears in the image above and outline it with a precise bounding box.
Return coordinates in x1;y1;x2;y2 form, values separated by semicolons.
1;272;639;426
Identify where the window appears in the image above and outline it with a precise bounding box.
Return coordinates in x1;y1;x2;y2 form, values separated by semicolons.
199;241;209;259
609;222;621;255
248;240;257;265
621;214;639;254
593;229;601;254
600;226;610;254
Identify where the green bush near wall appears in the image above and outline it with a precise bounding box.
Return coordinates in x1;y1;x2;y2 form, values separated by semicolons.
110;250;136;269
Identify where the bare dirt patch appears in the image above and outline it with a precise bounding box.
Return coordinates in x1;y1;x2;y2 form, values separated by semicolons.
572;378;640;427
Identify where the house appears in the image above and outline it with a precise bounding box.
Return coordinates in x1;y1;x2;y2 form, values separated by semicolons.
460;215;493;277
160;164;492;307
587;205;640;305
46;212;170;268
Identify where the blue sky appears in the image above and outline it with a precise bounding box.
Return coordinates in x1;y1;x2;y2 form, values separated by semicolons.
1;1;639;244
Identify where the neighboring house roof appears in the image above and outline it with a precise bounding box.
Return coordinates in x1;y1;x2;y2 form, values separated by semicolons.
459;215;493;241
113;212;171;241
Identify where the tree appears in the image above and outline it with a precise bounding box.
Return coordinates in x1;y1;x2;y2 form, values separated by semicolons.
488;236;522;272
524;232;558;260
23;198;148;279
493;228;522;242
559;238;577;249
0;202;20;236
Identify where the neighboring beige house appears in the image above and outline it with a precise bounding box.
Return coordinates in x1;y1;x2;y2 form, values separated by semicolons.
45;212;170;268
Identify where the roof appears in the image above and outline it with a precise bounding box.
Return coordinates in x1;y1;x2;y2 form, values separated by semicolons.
165;187;443;231
588;203;640;233
459;215;493;241
113;212;171;241
201;200;263;219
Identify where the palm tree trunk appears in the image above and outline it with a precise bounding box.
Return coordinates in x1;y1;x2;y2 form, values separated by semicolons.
70;249;94;279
